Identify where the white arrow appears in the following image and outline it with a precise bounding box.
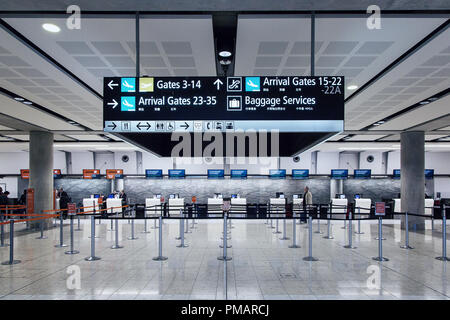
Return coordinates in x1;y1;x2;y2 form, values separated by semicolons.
107;99;118;109
108;80;118;90
214;79;223;90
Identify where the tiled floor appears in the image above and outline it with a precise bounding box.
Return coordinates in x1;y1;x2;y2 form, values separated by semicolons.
0;217;449;300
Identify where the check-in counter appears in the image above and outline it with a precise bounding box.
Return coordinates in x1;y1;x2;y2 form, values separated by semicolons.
207;198;223;216
83;198;99;212
106;198;122;214
331;198;347;218
168;198;185;216
231;198;246;217
145;198;163;215
393;199;401;214
354;198;371;218
269;198;286;217
425;199;434;217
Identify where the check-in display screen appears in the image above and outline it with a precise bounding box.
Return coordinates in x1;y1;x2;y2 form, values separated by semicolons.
292;169;309;179
103;76;344;133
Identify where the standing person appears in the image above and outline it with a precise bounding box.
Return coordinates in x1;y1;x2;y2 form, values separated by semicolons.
119;190;127;214
18;189;27;214
59;190;71;219
302;186;313;223
0;187;7;207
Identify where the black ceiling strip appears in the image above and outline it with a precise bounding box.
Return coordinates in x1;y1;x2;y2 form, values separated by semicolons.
345;19;450;105
0;18;103;101
0;10;449;16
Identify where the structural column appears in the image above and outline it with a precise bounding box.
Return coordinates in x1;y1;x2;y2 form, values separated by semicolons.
29;131;54;229
400;131;425;230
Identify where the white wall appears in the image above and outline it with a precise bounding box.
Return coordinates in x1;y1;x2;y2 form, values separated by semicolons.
0;177;18;198
114;152;137;174
94;153;115;174
71;152;94;174
316;152;340;174
280;153;312;173
338;152;359;171
0;152;28;174
387;151;400;174
359;151;384;174
142;152;172;174
425;152;450;174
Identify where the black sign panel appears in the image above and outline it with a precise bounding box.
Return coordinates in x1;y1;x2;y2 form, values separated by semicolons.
103;76;344;133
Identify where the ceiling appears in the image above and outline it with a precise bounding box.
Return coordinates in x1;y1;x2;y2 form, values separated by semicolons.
0;10;448;154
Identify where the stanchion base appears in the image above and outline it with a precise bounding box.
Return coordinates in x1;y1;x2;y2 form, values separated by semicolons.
65;250;80;255
217;256;232;261
88;236;100;239
344;245;357;249
177;244;189;248
111;245;123;249
85;256;101;261
288;245;300;248
355;232;364;234
314;231;323;234
341;227;346;229
268;226;275;229
2;260;21;265
273;231;282;234
152;256;168;261
323;236;334;239
0;243;9;247
372;257;389;261
220;237;231;240
151;226;160;229
219;244;232;248
55;244;68;248
302;256;318;261
400;245;414;249
75;229;82;231
184;231;192;234
279;237;290;240
435;256;450;261
127;237;139;240
375;237;386;240
36;236;47;239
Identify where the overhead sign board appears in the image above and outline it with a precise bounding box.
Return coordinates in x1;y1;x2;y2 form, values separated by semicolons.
83;169;100;179
106;169;123;179
20;169;29;179
103;76;344;133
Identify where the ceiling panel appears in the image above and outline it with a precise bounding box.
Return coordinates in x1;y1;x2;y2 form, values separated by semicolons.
66;134;108;141
0;124;14;130
0;25;103;130
235;15;446;101
347;27;450;130
347;135;387;141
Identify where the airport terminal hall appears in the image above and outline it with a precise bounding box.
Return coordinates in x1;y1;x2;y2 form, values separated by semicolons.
1;0;450;308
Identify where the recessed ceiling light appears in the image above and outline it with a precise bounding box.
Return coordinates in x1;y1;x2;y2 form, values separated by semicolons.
347;85;358;90
428;97;438;101
14;97;24;101
419;101;429;105
23;101;33;105
219;51;232;58
219;59;231;65
42;23;61;33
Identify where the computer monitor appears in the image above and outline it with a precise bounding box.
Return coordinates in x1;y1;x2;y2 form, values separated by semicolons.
154;194;161;199
335;194;346;199
94;194;100;199
436;192;441;199
169;194;175;199
108;194;114;199
231;194;238;199
214;193;223;199
354;194;361;199
276;192;284;198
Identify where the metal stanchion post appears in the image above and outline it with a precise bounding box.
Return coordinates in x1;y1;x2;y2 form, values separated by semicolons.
36;213;47;240
324;205;334;239
153;216;168;261
55;213;67;247
218;214;232;261
289;216;300;248
175;209;182;240
177;213;189;248
315;209;322;234
128;216;138;240
436;205;449;261
65;215;79;254
400;212;413;249
355;207;364;234
142;209;151;234
75;208;82;231
372;217;389;261
280;215;289;240
344;211;356;249
0;210;7;247
2;220;20;265
185;210;191;234
111;218;123;249
274;208;281;234
85;216;100;261
303;215;318;261
342;219;346;229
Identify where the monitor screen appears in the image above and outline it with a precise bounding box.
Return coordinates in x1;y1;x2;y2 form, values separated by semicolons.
276;192;285;198
393;169;401;179
83;169;100;179
425;169;434;179
207;169;224;179
108;194;114;199
168;169;185;178
293;194;300;199
230;169;247;179
354;194;361;199
106;169;123;179
169;194;175;199
53;169;62;179
154;194;162;199
94;194;100;199
146;169;163;178
354;169;371;179
270;169;286;179
231;194;238;198
331;169;348;179
292;169;309;179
